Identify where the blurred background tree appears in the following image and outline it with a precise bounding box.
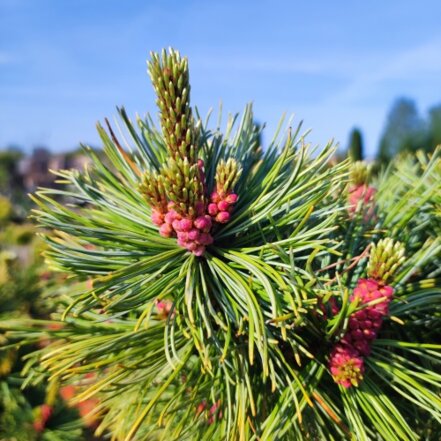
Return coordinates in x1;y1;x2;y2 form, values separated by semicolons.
0;147;24;195
428;104;441;148
378;98;428;163
347;127;364;161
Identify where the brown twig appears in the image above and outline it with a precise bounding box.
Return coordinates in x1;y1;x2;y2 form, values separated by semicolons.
324;244;371;287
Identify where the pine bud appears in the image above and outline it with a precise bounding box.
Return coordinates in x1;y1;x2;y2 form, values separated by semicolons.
367;238;406;284
214;158;242;196
159;223;174;237
208;203;219;216
216;211;230;223
217;200;230;211
350;161;372;186
151;209;165;226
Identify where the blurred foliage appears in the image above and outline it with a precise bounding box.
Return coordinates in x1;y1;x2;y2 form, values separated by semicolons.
0;195;13;224
0;205;101;440
0;148;23;190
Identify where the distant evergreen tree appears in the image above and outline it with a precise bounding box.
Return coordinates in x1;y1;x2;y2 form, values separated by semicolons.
378;98;427;163
348;127;364;161
0;148;23;195
428;105;441;149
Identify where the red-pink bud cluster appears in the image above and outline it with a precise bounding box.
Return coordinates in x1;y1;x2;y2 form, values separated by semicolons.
33;404;53;432
342;279;393;355
207;400;222;425
329;278;394;387
152;206;214;256
329;345;365;388
149;158;239;255
348;184;376;221
155;299;174;320
208;191;238;224
196;399;222;425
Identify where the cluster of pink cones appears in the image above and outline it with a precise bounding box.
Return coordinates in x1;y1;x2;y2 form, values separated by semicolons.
329;279;394;388
151;189;239;256
152;204;215;256
329;167;405;388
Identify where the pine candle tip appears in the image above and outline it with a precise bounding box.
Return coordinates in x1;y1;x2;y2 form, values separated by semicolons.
350;161;372;186
367;238;406;283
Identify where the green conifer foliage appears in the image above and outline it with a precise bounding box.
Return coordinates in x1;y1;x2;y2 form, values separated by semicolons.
2;49;441;440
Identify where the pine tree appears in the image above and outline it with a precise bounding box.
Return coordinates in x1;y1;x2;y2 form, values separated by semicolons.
428;105;441;149
2;49;441;440
378;98;428;163
347;128;364;162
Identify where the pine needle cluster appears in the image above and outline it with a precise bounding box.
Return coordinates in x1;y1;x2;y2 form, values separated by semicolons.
2;49;441;441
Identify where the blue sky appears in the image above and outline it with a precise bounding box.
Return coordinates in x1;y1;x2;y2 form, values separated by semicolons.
1;0;441;157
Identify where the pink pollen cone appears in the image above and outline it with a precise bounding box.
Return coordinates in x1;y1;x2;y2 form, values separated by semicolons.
165;210;179;225
196;400;206;415
193;245;206;256
216;211;230;223
225;193;238;204
353;340;371;356
199;232;214;246
368;309;382;320
329;345;365;388
177;236;189;247
208;203;219;216
194;215;212;231
40;404;53;421
363;319;373;329
210;191;220;203
363;329;376;340
172;219;182;232
353;310;367;320
351;329;363;340
156;299;173;319
179;218;193;232
151;210;164;226
186;241;198;251
348;185;376;214
217;200;230;211
188;229;200;241
349;318;359;329
159;223;173;237
177;231;189;242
